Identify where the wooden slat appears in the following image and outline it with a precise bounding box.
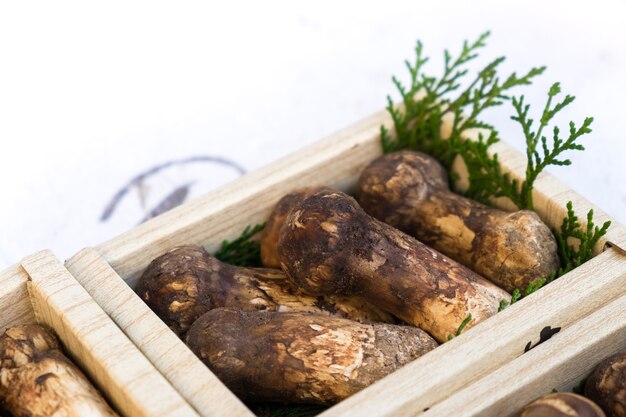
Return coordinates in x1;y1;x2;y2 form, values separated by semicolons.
421;292;626;417
64;248;254;417
23;250;200;417
0;263;35;331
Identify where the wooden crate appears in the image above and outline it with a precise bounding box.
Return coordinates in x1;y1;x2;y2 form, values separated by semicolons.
0;250;200;417
419;291;626;417
64;109;626;417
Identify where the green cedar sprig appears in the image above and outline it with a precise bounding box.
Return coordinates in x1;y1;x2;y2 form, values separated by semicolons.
380;31;544;205
512;84;593;209
381;32;596;213
447;314;472;340
556;202;611;275
214;223;266;267
383;33;609;310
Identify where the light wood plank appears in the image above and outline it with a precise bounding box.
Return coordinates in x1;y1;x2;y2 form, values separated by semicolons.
65;248;255;417
23;250;200;417
0;263;35;331
421;292;626;417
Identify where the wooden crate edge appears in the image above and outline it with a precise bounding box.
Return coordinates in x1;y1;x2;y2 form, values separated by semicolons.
22;250;200;417
65;247;256;417
420;292;626;417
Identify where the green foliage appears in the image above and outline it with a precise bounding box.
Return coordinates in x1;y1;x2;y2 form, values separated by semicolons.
380;31;544;206
214;223;265;267
447;314;472;340
512;84;593;209
556;201;611;276
381;32;595;213
383;33;609;310
498;288;521;312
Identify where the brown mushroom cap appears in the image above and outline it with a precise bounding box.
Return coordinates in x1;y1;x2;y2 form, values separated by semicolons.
518;392;606;417
585;351;626;417
260;186;335;268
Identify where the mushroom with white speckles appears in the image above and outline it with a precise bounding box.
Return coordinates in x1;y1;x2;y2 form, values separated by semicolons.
357;150;560;293
185;308;437;404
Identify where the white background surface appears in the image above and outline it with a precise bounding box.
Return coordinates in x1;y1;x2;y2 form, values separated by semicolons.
0;1;625;267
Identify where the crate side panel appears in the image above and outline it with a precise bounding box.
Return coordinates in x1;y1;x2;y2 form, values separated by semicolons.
0;263;35;331
421;292;626;417
22;250;200;417
65;248;255;417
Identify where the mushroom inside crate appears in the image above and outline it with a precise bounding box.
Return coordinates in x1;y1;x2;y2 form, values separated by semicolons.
584;351;626;417
139;184;512;404
136;165;599;408
356;150;560;293
135;32;609;414
518;392;606;417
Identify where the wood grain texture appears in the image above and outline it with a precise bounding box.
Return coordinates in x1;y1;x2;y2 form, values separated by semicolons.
64;109;626;416
0;324;119;417
65;247;255;417
420;292;626;417
0;264;35;332
23;250;200;417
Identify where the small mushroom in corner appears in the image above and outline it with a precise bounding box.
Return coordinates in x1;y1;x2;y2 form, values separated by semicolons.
0;324;118;417
585;351;626;417
518;392;605;417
